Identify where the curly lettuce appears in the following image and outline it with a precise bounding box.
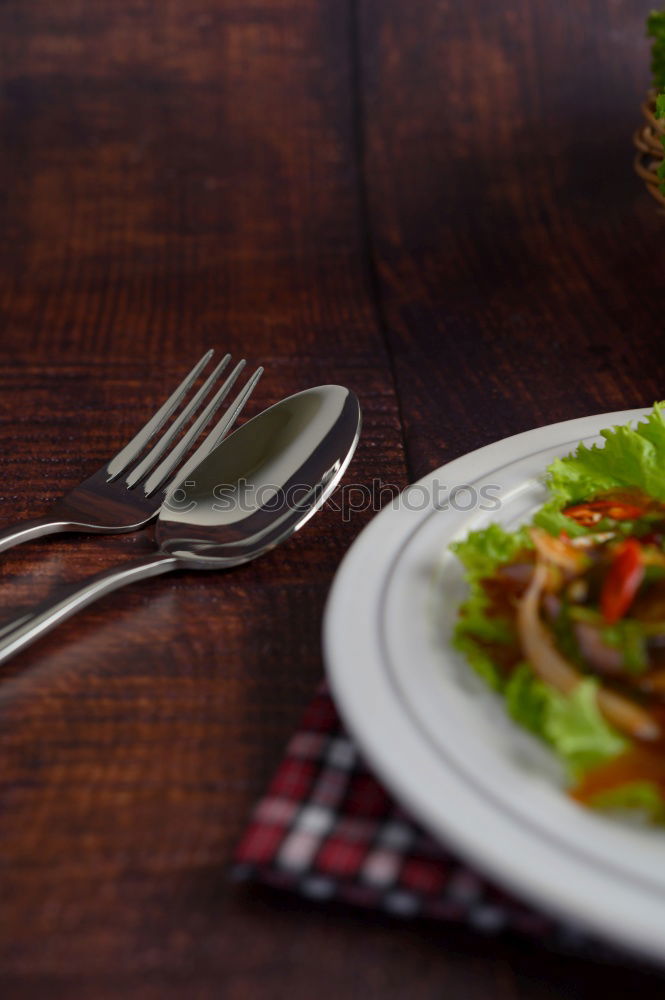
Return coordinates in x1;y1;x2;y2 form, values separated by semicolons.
451;524;530;690
545;403;665;503
505;666;627;778
534;402;665;535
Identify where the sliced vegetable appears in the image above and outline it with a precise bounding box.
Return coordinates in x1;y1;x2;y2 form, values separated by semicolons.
529;527;588;573
563;500;646;527
601;539;644;624
516;562;580;695
574;622;623;675
516;560;659;742
571;746;665;810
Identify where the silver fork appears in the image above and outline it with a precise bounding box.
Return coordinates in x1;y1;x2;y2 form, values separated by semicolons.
0;350;264;554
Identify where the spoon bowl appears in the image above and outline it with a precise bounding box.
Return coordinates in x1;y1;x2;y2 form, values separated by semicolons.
159;384;361;565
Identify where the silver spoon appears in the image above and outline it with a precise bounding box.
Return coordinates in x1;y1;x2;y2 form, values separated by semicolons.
0;385;361;666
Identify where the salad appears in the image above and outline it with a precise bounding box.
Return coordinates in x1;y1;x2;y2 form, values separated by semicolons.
452;403;665;820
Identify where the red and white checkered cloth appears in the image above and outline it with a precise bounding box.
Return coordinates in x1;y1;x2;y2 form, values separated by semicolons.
232;684;617;954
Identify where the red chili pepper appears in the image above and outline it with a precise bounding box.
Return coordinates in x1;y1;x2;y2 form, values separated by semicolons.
600;539;644;624
563;500;645;527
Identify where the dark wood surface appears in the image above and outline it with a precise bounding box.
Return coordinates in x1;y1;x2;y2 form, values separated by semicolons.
0;1;663;996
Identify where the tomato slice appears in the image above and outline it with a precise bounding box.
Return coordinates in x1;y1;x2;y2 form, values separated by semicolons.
563;500;645;527
600;538;644;624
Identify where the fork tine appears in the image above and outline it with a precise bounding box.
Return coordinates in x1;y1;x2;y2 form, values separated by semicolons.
197;366;264;456
106;349;214;479
142;360;252;497
124;353;231;488
161;366;264;497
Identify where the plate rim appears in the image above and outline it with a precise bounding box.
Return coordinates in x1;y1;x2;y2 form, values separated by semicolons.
323;406;665;961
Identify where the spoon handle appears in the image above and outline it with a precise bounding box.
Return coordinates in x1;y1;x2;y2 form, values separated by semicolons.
0;553;179;667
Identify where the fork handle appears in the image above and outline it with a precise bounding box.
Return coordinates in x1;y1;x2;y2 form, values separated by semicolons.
0;516;76;554
0;552;179;666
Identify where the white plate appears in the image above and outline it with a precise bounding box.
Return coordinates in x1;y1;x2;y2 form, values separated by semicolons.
324;408;665;962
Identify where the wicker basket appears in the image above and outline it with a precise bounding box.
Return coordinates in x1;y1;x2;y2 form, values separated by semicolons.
634;90;665;206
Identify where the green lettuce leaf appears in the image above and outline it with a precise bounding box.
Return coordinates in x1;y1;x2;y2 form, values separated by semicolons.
452;632;504;691
505;666;627;778
451;524;529;690
589;781;665;822
505;662;549;735
451;523;531;580
541;402;665;510
455;593;514;645
452;590;516;692
544;679;627;777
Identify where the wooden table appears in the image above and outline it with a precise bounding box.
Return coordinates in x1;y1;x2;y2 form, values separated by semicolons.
0;1;663;995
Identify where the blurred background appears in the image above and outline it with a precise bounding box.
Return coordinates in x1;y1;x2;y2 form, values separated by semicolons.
0;2;663;996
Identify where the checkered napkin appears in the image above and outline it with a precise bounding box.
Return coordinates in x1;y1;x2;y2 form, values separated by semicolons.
232;684;607;950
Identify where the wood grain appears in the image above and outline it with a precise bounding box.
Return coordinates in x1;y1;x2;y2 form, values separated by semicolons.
0;0;663;996
361;0;664;479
